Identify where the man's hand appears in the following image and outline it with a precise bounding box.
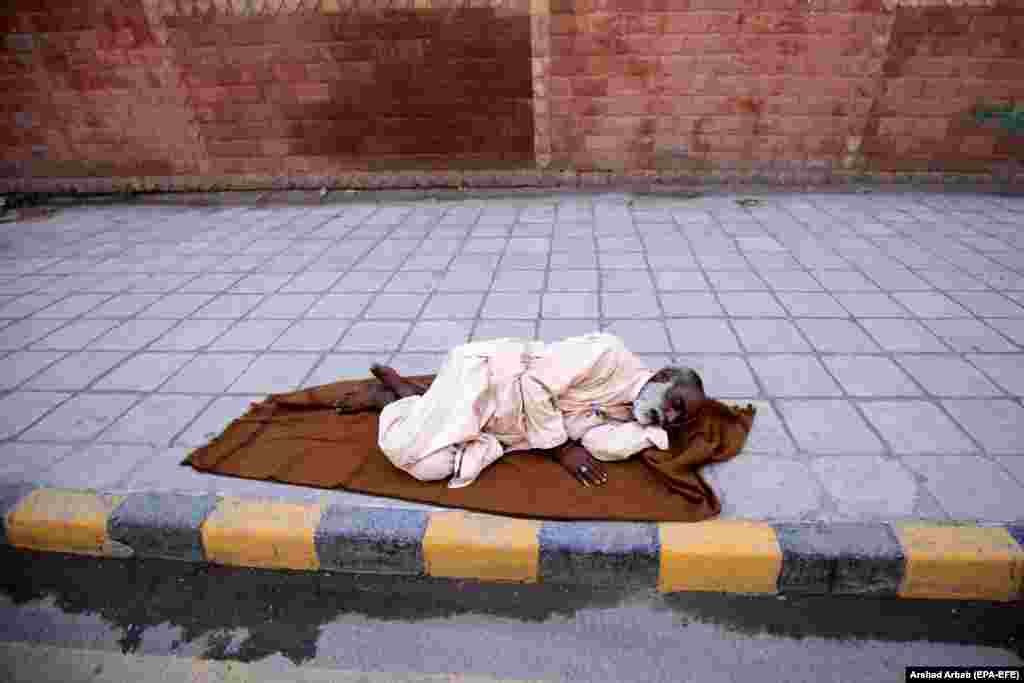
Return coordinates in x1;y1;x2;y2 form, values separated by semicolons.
557;443;608;488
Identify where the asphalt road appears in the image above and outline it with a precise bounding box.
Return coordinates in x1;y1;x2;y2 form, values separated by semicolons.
0;547;1020;682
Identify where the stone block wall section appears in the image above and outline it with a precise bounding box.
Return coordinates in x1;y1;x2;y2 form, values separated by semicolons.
0;0;1022;193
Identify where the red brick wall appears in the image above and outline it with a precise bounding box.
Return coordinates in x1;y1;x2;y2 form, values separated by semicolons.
1;0;1022;189
546;0;1024;176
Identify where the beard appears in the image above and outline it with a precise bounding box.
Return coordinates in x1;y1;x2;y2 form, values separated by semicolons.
632;380;673;426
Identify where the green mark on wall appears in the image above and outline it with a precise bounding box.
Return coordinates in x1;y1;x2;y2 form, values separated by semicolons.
974;104;1024;136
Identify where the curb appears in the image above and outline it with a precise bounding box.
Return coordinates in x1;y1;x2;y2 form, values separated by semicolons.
2;484;1022;602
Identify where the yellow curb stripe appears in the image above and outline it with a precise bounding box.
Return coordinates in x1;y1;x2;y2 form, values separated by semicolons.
894;524;1024;601
4;489;125;557
658;520;782;594
200;497;324;571
423;511;540;583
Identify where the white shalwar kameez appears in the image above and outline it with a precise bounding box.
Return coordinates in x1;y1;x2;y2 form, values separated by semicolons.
377;333;670;488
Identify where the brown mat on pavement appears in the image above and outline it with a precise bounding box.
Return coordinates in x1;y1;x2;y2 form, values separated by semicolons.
183;374;756;522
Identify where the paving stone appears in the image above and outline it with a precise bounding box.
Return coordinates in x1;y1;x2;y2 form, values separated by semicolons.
547;270;599;292
178;274;243;293
654;270;708;291
549;251;598;269
705;455;827;521
160;353;256;393
718;398;795;453
228;353;321;394
390;353;447;376
860;266;932;290
537;319;597;342
419;293;484;319
995;456;1024;489
332;270;395;292
915;270;988;291
27;319;120;351
19;393;139;442
24;351;131;391
901;455;1024;522
811;270;879;292
207;319;293;351
808;456;921;520
890;291;972;318
598;251;647;269
822;356;922;397
481;292;541;319
894;355;1005;397
759;270;823;291
949;291;1024;317
229;274;292;293
0;318;72;350
667;318;741;353
474;319;538;341
92;353;195;392
437;269;492;291
99;395;209;446
718;292;787;317
657;292;721;317
280;271;345;293
920;319;1019;352
0;351;66;390
776;292;849;318
965;354;1024;395
82;294;163;318
87;319;178;351
492;269;545;291
940;399;1024;455
600;291;661;318
362;293;428;319
732;319;812;352
401;320;472;352
602;320;672;353
35;294;111;318
192;294;265;318
749;355;843;397
859;319;951;352
148;319;235;351
696;251;750;270
139;294;216;318
859;401;975;454
305;353;379;385
705;269;767;291
835;293;910;318
602;270;655;291
778;400;885;454
39;443;158;490
0;443;76;483
542;292;600;319
247;293;319;318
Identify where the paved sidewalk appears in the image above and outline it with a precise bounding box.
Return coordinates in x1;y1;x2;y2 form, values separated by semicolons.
1;190;1022;526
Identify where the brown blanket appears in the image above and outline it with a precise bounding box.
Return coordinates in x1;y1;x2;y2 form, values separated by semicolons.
183;375;755;522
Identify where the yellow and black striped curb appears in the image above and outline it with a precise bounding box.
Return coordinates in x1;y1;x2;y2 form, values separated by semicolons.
2;484;1022;601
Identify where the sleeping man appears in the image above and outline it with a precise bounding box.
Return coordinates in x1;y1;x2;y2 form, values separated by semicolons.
370;332;709;489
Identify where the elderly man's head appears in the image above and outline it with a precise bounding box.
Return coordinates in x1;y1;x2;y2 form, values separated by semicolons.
633;366;708;431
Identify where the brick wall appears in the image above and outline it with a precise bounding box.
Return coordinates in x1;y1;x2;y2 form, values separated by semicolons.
1;0;1022;191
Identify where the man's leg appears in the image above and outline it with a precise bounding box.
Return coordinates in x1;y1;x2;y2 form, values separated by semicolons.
370;364;427;399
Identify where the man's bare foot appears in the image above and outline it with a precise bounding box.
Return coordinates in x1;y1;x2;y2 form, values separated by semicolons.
370;364;426;399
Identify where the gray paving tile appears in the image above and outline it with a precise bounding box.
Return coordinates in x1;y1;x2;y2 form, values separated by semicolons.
269;319;348;351
0;352;66;390
705;270;767;291
0;392;70;440
86;319;178;351
670;358;756;400
859;318;950;352
207;319;292;351
778;400;885;454
178;274;243;293
0;319;73;350
280;271;345;293
601;320;672;353
363;294;429;319
732;319;812;352
420;293;484;319
941;399;1024;455
705;454;827;521
792;319;878;353
305;354;380;386
598;251;647;270
118;445;217;493
901;455;1024;522
82;294;163;318
19;393;140;442
438;269;493;291
475;319;538;341
759;270;823;291
390;353;447;376
0;293;65;318
383;271;446;293
481;292;542;319
228;353;321;394
667;319;741;353
193;294;265;319
138;294;216;318
810;270;880;292
229;274;292;293
861;266;932;290
775;292;848;318
659;292;722;317
966;354;1024;395
401;321;473;352
602;271;656;293
543;270;596;292
654;270;708;291
92;353;195;392
160;353;256;393
749;355;843;397
39;443;158;490
600;291;661;318
0;443;76;483
305;293;373;318
984;318;1024;346
148;319;235;351
332;270;395;292
247;294;319;318
890;291;971;318
718;292;786;317
549;251;598;270
492;270;545;291
835;293;910;318
921;319;1019;352
337;321;411;352
451;253;502;271
822;356;922;397
542;292;600;319
98;395;209;446
35;294;111;318
809;455;922;520
895;355;1005;397
915;269;988;291
24;351;131;391
859;401;975;454
950;291;1024;317
696;251;750;270
995;456;1024;489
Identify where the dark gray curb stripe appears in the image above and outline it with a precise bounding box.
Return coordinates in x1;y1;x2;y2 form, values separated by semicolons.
773;523;905;597
315;506;429;575
108;492;219;562
0;483;36;547
539;521;659;587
